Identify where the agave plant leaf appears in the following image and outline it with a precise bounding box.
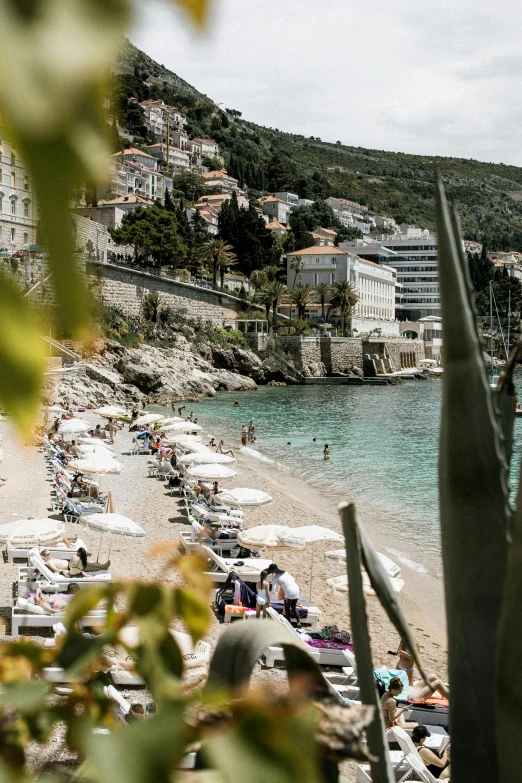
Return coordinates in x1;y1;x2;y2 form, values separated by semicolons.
340;503;393;783
495;340;521;468
207;618;325;694
495;459;522;783
436;175;509;781
0;273;45;434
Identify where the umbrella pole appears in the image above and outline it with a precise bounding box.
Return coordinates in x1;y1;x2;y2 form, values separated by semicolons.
309;543;314;600
96;531;103;562
107;532;113;561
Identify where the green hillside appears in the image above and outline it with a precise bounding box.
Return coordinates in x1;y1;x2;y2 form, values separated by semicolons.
117;39;522;250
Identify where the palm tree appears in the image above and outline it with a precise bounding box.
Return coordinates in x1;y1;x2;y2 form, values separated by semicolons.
329;280;358;336
218;251;236;290
260;279;288;331
291;283;315;320
196;240;236;290
290;255;305;288
255;285;272;324
315;282;331;321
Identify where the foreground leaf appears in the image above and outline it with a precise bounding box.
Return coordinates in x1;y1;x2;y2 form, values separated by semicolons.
340;503;393;783
170;0;210;27
436;176;509;781
0;274;45;433
0;0;130;337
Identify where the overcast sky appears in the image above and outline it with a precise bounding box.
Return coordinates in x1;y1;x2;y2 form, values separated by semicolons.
131;0;522;166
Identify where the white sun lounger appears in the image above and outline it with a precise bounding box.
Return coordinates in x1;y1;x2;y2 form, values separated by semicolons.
19;551;111;591
6;540;87;564
178;530;239;556
222;594;321;629
264;608;356;668
11;596;106;636
356;726;449;783
203;547;273;583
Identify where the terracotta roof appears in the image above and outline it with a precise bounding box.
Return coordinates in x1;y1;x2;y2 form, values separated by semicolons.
98;194;154;206
112;147;155;159
259;195;288;204
287;246;349;256
266;221;288;230
202;170;233;179
315;226;336;236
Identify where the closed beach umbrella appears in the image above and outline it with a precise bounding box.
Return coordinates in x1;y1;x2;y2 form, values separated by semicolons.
134;413;165;427
187;463;237;480
237;525;302;551
104;491;117;514
59;418;90;434
0;518;63;546
68;456;123;475
83;513;145;537
179;452;235;465
94;405;128;418
216;488;272;507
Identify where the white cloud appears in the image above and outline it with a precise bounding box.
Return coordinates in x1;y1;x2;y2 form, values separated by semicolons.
130;0;522;165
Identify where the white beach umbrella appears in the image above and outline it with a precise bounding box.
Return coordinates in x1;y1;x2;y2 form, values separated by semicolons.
134;413;165;427
164;420;203;432
324;549;403;580
159;417;184;426
94;405;128;418
83;513;145;537
78;443;115;456
68;456;123;475
216;488;273;507
0;518;63;546
49;404;68;414
59;418;90;434
187;463;237;480
278;525;344;600
173;435;202;445
82;512;145;560
237;525;302;551
327;572;405;597
179;452;235;465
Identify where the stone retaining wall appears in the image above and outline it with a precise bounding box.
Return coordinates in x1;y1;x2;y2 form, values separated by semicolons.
86;261;242;327
74;214;134;261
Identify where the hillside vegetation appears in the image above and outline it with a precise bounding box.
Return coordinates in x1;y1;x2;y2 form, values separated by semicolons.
116;39;522;250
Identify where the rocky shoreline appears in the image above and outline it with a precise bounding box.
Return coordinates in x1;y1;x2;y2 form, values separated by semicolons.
56;335;271;408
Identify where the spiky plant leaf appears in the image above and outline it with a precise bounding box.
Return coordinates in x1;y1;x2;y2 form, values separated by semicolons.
340;503;393;783
436;175;509;781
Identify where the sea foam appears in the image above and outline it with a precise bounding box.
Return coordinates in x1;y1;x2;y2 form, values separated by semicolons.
385;547;428;574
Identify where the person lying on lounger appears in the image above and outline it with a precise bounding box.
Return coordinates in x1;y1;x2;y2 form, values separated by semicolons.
201;520;238;542
27;585;79;613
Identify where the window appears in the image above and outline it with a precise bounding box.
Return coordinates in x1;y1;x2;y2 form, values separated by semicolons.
10;153;15;167
23;232;28;245
314;273;318;285
330;273;336;284
10;228;15;244
10;170;15;187
24;174;29;191
0;196;2;213
10;198;16;215
23;202;29;218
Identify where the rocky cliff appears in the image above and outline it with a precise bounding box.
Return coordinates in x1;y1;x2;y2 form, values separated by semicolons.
56;335;265;408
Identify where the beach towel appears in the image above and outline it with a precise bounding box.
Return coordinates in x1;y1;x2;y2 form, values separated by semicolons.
373;668;409;700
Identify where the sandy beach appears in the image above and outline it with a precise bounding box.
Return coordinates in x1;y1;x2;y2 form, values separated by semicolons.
0;408;448;679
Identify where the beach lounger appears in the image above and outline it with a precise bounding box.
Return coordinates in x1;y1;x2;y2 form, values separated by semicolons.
178;530;239;556
356;726;449;783
5;539;87;563
202;547;273;584
190;502;244;523
264;608;355;668
222;594;321;629
11;596;106;636
19;551;112;591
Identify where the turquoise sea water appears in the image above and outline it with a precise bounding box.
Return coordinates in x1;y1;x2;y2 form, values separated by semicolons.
171;372;522;571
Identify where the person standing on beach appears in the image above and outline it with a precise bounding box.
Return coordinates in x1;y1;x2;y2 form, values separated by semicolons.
256;569;271;619
323;444;329;460
241;424;248;447
266;564;302;627
248;420;255;442
396;639;416;686
107;418;117;444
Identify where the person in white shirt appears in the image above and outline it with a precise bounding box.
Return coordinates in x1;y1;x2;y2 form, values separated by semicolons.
266;564;302;627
